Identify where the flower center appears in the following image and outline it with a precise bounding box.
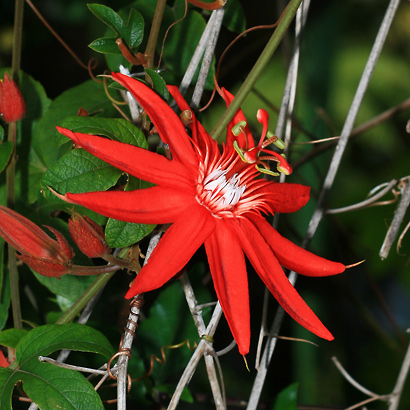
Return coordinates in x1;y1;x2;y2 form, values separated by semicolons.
197;167;246;217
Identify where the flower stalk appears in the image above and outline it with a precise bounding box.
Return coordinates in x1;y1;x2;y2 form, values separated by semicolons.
210;0;303;139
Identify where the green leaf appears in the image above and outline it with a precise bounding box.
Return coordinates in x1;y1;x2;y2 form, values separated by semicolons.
88;5;144;50
88;4;126;38
223;0;246;34
0;324;114;409
41;148;122;199
145;68;169;101
105;218;155;248
0;125;3;142
89;37;122;54
32;272;97;311
0;329;27;349
60;116;148;148
271;383;299;410
0;142;13;174
16;323;114;362
123;8;145;48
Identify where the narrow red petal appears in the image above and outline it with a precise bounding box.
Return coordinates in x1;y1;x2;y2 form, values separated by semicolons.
261;182;310;214
125;204;215;298
167;86;220;161
220;88;254;151
65;187;195;224
204;221;250;355
250;215;345;277
57;127;194;190
231;218;334;341
111;73;197;170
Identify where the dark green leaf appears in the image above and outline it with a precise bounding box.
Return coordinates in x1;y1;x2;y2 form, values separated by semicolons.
41;148;122;199
88;4;125;38
60;116;148;148
271;383;299;410
145;69;169;101
0;237;10;331
0;125;3;142
89;37;122;54
16;323;115;362
224;0;246;33
0;142;13;174
0;324;114;409
123;8;144;48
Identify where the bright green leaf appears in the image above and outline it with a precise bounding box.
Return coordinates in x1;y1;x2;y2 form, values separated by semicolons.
60;116;148;148
0;142;13;174
41;148;122;198
89;37;122;54
105;218;155;248
0;329;28;349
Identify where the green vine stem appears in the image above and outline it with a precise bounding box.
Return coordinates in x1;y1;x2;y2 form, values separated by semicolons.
56;271;116;325
7;0;25;330
210;0;303;140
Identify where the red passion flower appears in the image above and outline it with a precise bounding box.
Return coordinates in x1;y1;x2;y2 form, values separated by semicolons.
55;72;345;355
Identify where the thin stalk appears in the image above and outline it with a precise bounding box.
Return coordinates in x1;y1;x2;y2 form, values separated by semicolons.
210;0;303;139
145;0;167;69
7;0;25;330
56;271;116;325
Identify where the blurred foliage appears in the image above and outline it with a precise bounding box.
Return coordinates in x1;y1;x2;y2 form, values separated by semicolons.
0;0;410;409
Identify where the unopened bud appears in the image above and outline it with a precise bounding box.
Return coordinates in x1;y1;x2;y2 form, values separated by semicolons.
0;73;26;123
69;212;111;258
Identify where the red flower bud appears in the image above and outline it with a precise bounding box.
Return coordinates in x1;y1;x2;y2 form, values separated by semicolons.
68;212;111;258
0;73;26;123
0;205;73;277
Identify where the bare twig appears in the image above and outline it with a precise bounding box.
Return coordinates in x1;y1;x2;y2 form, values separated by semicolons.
247;1;401;408
115;232;161;410
326;178;398;214
248;1;310;407
181;273;226;409
38;356;107;375
389;330;410;410
191;6;226;110
179;11;218;96
167;303;223;410
380;178;410;259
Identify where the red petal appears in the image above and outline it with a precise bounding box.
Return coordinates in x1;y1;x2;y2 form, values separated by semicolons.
231;218;334;341
125;204;215;298
167;86;221;161
220;88;254;151
204;221;250;355
57;127;194;190
262;182;310;214
250;215;345;277
111;73;197;170
65;186;195;224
